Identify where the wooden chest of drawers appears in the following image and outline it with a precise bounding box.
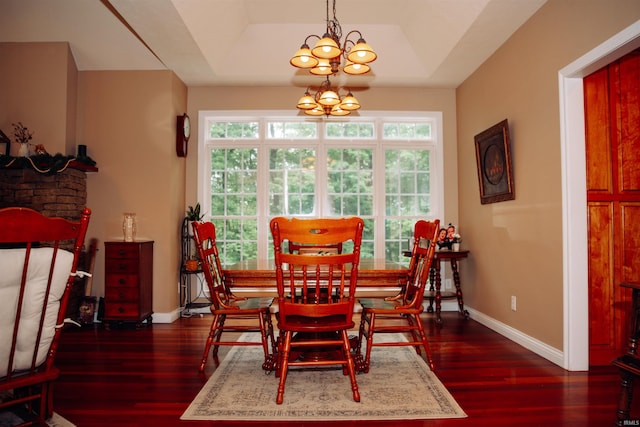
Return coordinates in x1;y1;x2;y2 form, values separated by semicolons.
104;241;153;327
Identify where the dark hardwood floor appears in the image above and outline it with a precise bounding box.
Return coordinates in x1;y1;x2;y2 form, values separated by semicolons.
51;312;633;426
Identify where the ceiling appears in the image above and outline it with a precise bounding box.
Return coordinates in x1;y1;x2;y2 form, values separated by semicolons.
0;0;547;89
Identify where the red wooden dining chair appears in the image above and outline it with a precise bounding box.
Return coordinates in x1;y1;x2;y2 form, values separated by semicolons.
0;207;91;424
355;219;439;373
288;241;343;254
270;216;364;404
191;221;277;372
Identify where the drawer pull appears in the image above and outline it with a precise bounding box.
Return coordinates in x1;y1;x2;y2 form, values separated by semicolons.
119;278;126;285
118;250;126;256
118;263;127;270
119;292;126;299
118;307;125;313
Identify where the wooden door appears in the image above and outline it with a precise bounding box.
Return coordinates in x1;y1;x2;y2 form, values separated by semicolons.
585;48;640;366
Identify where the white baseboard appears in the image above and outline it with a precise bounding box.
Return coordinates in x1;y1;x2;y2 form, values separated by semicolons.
466;306;564;368
152;308;181;324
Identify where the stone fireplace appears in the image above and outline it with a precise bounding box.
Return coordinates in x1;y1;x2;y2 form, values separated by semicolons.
0;166;90;222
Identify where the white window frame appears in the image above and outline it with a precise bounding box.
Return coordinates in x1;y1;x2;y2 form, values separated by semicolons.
197;110;445;261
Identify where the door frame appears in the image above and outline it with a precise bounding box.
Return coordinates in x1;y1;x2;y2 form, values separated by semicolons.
559;21;640;370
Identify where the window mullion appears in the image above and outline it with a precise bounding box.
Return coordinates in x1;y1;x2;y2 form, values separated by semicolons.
373;139;386;258
316;141;328;216
257;143;270;260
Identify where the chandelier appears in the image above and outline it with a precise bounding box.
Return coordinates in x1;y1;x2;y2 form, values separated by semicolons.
296;77;360;116
290;0;376;116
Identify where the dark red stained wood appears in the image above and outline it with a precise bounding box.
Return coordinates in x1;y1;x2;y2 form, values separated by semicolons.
52;313;635;426
586;48;640;365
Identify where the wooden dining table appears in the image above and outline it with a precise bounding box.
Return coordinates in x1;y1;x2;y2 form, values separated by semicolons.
223;258;409;297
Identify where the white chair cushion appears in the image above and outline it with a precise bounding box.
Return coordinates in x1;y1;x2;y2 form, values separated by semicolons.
0;248;73;377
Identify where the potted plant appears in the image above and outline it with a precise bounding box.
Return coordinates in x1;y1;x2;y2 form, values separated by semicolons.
185;203;205;222
184;203;205;269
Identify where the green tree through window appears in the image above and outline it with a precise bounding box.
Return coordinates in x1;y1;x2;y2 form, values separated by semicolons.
199;113;441;266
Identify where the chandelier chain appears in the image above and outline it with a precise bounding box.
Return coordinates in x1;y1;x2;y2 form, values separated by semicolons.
327;0;342;44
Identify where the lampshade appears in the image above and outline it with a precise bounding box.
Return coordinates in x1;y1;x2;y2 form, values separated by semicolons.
318;89;340;106
340;92;360;110
330;105;350;116
290;44;319;68
343;60;370;75
297;92;317;110
310;58;333;76
311;34;341;59
347;39;377;64
305;105;325;116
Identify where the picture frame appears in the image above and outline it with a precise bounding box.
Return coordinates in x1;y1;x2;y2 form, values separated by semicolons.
474;119;514;204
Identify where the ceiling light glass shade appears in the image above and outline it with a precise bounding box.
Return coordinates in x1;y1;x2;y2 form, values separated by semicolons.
305;106;326;116
297;93;317;110
330;105;350;116
343;60;370;75
311;34;341;59
347;38;377;63
340;93;360;110
310;58;333;75
318;89;340;106
290;44;319;68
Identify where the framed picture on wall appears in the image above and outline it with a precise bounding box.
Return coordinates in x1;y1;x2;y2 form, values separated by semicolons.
474;119;515;204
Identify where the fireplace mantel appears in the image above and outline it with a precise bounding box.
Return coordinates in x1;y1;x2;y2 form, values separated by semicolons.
0;155;98;174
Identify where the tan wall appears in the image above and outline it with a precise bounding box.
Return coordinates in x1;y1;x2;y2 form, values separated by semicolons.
77;70;187;315
456;0;640;350
65;46;78;156
0;42;75;156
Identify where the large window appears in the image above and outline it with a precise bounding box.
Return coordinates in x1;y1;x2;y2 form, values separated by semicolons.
198;111;444;266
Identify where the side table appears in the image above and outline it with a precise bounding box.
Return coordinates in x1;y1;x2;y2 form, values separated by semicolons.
427;249;470;325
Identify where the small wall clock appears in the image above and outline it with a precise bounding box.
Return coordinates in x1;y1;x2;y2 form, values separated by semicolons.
176;113;191;157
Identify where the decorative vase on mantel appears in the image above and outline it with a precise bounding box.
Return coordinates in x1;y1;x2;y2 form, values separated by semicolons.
17;143;29;157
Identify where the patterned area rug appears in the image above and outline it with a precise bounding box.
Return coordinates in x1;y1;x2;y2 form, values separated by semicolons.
181;333;466;421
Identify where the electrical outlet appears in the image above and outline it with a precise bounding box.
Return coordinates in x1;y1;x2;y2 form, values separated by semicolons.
444;279;452;290
511;295;517;311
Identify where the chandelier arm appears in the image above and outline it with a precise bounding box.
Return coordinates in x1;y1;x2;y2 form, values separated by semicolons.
338;30;362;60
318;77;331;94
344;30;364;43
342;39;355;57
303;34;321;46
